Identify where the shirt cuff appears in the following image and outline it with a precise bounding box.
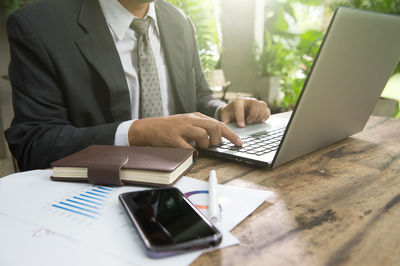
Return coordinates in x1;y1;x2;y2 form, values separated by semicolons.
114;120;135;146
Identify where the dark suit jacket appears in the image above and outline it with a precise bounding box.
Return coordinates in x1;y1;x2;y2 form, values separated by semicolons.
5;0;224;171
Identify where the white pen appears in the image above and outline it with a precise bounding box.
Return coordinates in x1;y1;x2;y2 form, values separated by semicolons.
208;170;219;223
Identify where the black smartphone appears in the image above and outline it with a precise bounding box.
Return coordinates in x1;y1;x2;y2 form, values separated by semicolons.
119;187;222;258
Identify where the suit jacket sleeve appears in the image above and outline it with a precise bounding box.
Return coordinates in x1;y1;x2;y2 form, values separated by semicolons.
187;19;226;118
5;12;120;171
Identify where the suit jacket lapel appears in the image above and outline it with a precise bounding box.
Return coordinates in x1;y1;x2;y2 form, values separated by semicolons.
155;1;188;112
76;0;131;122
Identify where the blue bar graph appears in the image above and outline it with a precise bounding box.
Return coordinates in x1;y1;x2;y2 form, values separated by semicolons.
52;204;96;219
51;185;114;220
97;186;112;192
59;202;100;214
79;194;104;201
73;196;102;205
92;189;109;194
86;191;107;198
66;199;100;209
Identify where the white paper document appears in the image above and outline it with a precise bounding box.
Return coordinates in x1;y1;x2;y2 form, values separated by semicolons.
0;214;132;266
0;170;271;266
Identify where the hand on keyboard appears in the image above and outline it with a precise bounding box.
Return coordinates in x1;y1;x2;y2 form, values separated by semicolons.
218;97;271;128
215;127;285;156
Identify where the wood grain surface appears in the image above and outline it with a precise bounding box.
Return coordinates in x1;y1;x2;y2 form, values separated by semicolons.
189;115;400;266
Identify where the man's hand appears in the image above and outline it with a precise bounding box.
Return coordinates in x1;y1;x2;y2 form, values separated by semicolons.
219;97;271;128
128;113;243;149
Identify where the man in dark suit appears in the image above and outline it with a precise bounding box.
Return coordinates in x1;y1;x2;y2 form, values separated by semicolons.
5;0;270;171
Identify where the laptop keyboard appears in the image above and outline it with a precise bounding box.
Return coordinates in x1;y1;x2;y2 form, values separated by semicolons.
216;127;286;156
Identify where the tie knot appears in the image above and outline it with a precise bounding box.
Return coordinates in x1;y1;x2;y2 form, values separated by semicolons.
130;18;151;36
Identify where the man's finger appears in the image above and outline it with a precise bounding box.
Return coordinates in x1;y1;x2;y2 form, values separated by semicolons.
183;126;210;149
261;106;271;123
174;137;194;149
234;100;245;128
221;111;233;125
220;123;243;146
191;119;222;146
246;101;262;124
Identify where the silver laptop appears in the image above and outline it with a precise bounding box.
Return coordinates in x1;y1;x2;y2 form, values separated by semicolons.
202;7;400;167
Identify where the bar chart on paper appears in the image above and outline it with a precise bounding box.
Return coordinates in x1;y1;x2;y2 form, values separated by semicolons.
46;185;115;225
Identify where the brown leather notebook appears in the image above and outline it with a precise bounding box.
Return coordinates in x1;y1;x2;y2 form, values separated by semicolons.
50;145;197;186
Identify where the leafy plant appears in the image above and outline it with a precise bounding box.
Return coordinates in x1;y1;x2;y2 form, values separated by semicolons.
253;32;293;77
167;0;220;78
297;30;324;75
264;0;400;111
255;0;326;109
1;0;31;14
280;29;324;109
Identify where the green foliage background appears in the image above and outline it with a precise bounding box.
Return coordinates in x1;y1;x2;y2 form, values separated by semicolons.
167;0;220;78
255;0;400;110
1;0;30;14
254;0;326;109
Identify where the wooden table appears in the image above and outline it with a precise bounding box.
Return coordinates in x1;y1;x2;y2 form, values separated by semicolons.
189;114;400;266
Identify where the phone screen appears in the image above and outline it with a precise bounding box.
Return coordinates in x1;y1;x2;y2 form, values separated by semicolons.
120;188;220;247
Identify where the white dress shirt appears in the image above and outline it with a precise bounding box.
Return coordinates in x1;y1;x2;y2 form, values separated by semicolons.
98;0;176;146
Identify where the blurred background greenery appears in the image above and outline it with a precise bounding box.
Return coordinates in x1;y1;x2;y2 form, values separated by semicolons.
167;0;220;79
1;0;399;116
253;0;400;112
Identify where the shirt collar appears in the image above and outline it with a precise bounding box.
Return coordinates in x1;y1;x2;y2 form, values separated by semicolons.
98;0;160;41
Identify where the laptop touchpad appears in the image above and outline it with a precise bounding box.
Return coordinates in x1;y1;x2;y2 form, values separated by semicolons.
226;117;289;137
